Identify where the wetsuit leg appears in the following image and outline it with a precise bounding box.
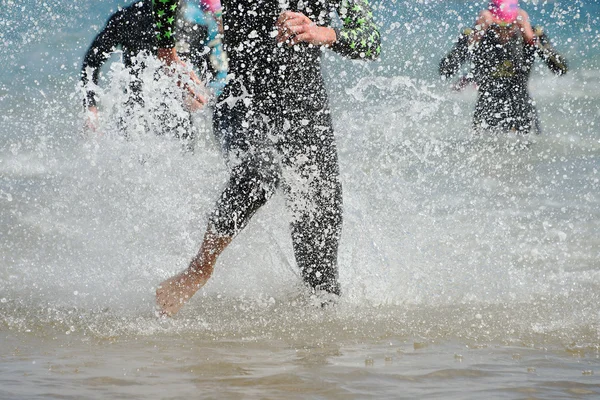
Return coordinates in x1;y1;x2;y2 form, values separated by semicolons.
156;106;195;151
208;100;280;237
280;105;343;296
210;98;342;295
117;80;145;138
510;89;534;134
474;83;534;134
473;91;498;132
531;100;542;134
155;100;194;136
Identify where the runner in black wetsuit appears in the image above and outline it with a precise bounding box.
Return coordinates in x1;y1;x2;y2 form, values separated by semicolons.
152;0;381;316
440;24;567;134
80;0;211;141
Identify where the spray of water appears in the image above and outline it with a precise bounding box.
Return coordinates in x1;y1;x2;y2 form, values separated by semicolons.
0;0;598;351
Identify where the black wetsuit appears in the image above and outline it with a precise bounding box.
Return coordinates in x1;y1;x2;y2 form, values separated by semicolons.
440;25;567;134
153;0;381;295
81;0;209;140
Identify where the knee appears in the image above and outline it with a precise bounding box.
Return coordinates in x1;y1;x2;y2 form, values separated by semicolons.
209;161;279;237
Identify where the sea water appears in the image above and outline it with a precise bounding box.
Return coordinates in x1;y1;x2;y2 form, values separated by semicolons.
1;0;599;398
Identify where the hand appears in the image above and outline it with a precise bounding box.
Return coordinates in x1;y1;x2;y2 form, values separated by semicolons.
83;106;100;134
181;68;207;111
157;47;207;110
183;82;206;113
276;11;336;46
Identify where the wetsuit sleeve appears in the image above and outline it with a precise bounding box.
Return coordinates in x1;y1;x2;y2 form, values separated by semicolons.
439;28;471;78
80;12;124;108
534;27;568;76
152;0;179;48
331;0;381;60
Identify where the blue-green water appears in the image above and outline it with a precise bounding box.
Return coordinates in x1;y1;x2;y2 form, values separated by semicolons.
1;1;599;398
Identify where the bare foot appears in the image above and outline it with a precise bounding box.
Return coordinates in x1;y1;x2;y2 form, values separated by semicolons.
156;270;207;317
156;229;232;317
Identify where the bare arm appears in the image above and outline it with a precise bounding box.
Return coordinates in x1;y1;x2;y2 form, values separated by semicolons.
152;3;207;108
470;10;493;45
516;9;535;45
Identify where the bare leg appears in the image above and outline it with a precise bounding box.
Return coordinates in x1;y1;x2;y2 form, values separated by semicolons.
156;228;232;317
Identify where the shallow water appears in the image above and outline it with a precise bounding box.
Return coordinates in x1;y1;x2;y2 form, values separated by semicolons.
2;318;599;399
1;0;600;398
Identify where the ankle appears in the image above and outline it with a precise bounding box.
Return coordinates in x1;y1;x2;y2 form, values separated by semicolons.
188;258;212;280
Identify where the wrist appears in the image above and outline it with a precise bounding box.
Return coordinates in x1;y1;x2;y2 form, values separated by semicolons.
323;27;337;46
331;27;341;45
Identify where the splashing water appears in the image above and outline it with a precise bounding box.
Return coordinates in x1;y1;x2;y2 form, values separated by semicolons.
1;0;599;398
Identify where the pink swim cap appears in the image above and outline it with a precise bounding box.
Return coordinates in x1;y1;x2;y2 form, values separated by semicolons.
489;0;518;23
200;0;221;13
